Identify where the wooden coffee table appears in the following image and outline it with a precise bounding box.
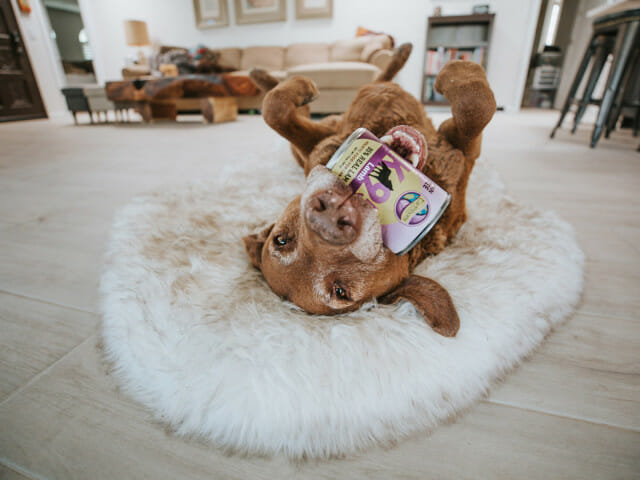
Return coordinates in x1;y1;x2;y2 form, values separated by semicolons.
105;74;259;123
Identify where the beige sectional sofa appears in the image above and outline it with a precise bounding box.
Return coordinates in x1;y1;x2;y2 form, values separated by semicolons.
152;36;394;114
228;36;393;113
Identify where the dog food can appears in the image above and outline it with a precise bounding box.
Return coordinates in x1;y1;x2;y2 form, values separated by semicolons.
326;127;450;255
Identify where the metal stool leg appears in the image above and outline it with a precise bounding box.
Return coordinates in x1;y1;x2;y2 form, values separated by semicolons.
551;36;598;138
572;37;613;134
592;22;640;147
605;48;639;138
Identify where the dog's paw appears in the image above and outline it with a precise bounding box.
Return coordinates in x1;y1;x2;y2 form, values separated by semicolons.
434;60;487;96
380;125;427;170
263;76;319;114
285;76;320;107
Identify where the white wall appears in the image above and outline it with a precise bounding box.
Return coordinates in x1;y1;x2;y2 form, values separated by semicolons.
19;0;542;116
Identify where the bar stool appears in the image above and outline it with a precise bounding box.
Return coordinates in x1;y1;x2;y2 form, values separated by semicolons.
551;1;640;147
605;44;640;137
571;35;616;134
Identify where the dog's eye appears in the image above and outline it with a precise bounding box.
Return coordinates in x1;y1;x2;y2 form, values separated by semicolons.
333;283;349;300
274;235;289;247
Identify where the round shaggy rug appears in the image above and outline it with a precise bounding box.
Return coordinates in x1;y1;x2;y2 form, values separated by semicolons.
100;144;584;459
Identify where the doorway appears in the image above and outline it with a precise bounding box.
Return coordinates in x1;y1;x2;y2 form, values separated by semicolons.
521;0;577;108
42;0;96;85
0;0;47;122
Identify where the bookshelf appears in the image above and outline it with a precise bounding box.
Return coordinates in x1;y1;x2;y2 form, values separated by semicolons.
422;13;495;106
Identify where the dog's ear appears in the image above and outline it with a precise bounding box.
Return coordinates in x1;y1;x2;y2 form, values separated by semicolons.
242;223;274;269
379;275;459;337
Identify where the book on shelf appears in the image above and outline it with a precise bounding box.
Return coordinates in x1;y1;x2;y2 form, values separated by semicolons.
423;76;433;103
472;46;485;65
422;76;446;103
424;46;486;75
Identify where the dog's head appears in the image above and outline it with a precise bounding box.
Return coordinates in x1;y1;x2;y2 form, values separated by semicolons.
243;165;460;336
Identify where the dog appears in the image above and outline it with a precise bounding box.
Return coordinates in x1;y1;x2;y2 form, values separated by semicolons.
243;44;496;337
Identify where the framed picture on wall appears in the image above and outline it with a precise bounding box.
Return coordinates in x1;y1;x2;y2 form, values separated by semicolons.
193;0;229;28
234;0;286;24
295;0;332;19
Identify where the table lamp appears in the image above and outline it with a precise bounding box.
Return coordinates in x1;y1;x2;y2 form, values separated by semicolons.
124;20;150;65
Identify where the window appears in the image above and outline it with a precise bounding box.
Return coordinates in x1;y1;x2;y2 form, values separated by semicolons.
545;1;562;46
78;28;92;61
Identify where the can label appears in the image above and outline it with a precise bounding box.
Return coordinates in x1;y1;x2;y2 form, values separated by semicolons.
326;128;450;255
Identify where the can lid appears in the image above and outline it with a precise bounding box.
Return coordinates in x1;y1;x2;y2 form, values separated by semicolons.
325;128;369;171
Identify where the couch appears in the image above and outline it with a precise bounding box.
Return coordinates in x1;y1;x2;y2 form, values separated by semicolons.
129;36;395;114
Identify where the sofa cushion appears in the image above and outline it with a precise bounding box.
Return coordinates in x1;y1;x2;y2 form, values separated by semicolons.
360;34;393;62
329;37;371;62
369;49;393;72
287;62;379;89
230;70;287;82
241;46;285;71
284;43;330;69
218;48;243;70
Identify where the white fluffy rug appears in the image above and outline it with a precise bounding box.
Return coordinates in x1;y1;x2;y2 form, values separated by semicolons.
100;144;584;459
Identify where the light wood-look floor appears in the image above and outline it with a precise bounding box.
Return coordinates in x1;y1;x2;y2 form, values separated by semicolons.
1;111;638;479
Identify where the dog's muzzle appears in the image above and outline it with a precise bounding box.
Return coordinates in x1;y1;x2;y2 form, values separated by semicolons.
302;167;382;259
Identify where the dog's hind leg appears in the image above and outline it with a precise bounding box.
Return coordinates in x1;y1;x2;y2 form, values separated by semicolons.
418;60;496;258
249;68;280;92
375;43;413;83
434;61;496;163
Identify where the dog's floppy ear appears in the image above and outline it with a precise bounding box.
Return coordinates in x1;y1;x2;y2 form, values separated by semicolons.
379;275;460;337
242;224;274;269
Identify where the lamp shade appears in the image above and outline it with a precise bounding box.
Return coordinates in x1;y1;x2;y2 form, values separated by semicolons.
124;20;150;47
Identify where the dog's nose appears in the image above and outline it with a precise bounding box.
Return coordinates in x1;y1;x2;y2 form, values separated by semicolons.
305;189;361;245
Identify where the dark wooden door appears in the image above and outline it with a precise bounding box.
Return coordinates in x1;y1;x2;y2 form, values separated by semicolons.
0;0;46;122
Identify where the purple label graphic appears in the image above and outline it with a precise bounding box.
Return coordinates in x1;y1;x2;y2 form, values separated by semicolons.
396;192;429;225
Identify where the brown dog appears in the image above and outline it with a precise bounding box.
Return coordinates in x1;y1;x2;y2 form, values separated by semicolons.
243;45;496;336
